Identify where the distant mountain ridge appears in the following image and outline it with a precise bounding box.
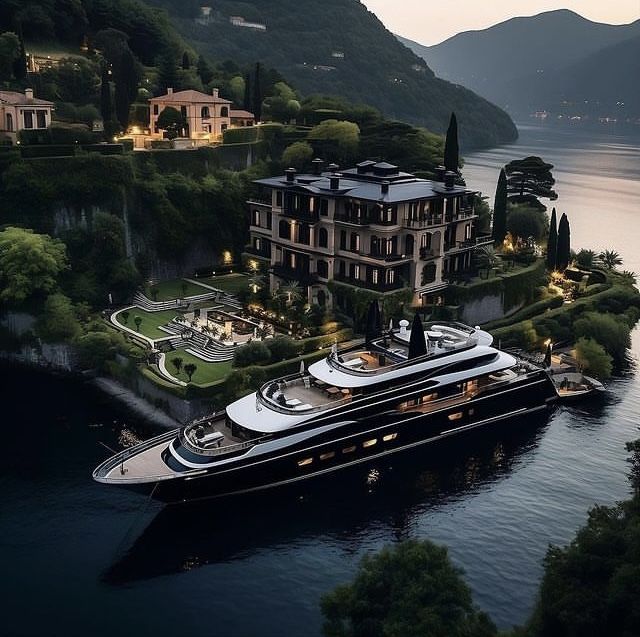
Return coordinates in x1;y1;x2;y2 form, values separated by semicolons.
400;9;640;118
144;0;518;148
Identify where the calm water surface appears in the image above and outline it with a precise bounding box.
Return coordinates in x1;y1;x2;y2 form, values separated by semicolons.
2;126;640;636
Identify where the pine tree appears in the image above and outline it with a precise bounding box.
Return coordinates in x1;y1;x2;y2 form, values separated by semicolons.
181;51;190;70
556;213;571;271
443;112;459;173
252;62;263;121
546;207;558;270
196;56;213;84
492;169;508;246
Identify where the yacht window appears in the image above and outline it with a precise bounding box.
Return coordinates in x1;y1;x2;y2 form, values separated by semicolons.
320;451;335;461
363;439;377;448
342;445;356;454
383;433;397;442
448;412;463;421
297;457;313;467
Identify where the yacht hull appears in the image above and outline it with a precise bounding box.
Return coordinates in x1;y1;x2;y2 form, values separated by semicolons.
107;372;557;503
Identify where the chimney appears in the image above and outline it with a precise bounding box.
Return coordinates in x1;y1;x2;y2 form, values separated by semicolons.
285;168;296;183
330;173;340;190
25;88;34;101
381;180;390;195
167;87;173;95
312;158;324;175
435;165;446;182
327;163;339;173
212;88;219;99
444;171;456;190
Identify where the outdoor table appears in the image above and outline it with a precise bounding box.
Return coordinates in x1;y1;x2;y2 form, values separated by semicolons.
325;386;340;397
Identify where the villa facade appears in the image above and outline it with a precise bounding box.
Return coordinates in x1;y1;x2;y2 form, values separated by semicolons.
246;161;491;308
149;88;254;142
0;88;54;143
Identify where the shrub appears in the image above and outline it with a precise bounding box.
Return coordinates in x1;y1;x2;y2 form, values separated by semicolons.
574;337;613;379
76;331;116;370
234;341;271;367
574;312;630;365
282;141;314;169
35;293;82;342
265;335;300;363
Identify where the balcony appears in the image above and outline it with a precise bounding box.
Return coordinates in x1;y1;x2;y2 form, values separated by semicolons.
245;245;271;259
334;213;370;226
271;264;319;285
247;196;272;207
334;273;405;293
403;216;444;229
419;247;441;260
455;207;476;220
366;252;410;263
446;235;493;253
281;207;319;224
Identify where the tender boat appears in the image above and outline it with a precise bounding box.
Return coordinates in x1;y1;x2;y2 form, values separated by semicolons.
93;321;558;502
551;372;605;401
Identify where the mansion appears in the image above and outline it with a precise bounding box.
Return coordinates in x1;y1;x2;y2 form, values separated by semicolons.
149;88;254;143
0;89;53;143
246;161;491;308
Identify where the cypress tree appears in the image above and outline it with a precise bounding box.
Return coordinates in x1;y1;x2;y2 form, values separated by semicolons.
100;63;113;131
252;62;263;121
556;213;571;271
443;112;459;173
196;55;213;84
492;169;508;246
546;207;558;270
408;314;427;359
243;72;252;111
181;51;190;70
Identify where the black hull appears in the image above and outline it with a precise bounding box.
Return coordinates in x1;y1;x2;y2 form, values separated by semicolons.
123;374;557;504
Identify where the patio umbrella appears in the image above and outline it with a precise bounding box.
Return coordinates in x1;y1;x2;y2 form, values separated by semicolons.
388;319;394;333
365;300;383;344
374;300;383;336
299;359;305;375
408;313;427;359
543;342;552;368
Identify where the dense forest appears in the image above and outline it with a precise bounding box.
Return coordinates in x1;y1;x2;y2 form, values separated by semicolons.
143;0;517;149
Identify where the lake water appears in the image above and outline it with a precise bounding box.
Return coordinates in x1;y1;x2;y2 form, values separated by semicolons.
2;126;640;636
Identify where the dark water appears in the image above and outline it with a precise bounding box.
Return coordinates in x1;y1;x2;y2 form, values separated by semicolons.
3;127;640;636
464;123;640;274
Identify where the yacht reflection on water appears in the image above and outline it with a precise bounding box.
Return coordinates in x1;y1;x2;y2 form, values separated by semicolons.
104;411;551;585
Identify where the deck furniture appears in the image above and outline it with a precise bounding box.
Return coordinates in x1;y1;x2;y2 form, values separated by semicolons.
286;398;303;407
325;386;341;397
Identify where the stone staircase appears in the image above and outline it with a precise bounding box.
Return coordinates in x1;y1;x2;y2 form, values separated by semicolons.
132;288;242;312
159;320;235;362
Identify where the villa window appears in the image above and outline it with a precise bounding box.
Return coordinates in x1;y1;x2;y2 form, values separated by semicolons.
276;191;283;207
372;269;379;285
298;223;310;245
252;210;261;226
180;106;187;118
221;106;229;117
318;227;328;248
350;233;360;252
350;263;360;280
255;238;262;251
340;230;346;250
421;233;432;249
153;104;159;115
23;111;33;129
279;219;291;240
385;269;395;285
320;199;329;216
465;223;471;240
317;260;329;279
422;263;437;285
201;106;210;118
405;234;414;256
5;113;13;131
338;260;345;276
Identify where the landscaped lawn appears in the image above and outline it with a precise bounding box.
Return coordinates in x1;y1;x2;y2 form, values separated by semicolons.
144;278;210;301
165;351;233;385
199;273;249;295
114;308;181;340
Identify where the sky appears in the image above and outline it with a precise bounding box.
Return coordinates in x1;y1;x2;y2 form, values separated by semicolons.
361;1;640;45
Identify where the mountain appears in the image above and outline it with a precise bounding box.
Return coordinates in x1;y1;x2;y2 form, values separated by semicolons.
400;10;640;117
143;0;517;149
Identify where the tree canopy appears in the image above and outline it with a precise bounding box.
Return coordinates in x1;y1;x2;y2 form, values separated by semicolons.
507;204;547;244
156;106;187;139
321;540;497;637
505;156;558;209
0;227;68;306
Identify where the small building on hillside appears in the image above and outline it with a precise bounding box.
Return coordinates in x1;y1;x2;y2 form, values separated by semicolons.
0;88;54;144
149;88;254;143
230;109;256;127
246;161;491;309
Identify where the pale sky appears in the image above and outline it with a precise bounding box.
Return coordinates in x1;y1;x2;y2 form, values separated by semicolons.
361;1;640;45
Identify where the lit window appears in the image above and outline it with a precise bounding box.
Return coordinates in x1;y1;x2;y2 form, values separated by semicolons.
382;433;397;442
363;439;377;448
320;451;335;461
372;269;379;284
342;445;356;454
297;457;313;467
448;412;463;421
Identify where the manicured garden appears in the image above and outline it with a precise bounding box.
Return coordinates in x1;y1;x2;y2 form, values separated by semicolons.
144;278;210;301
198;273;249;295
164;351;233;385
114;308;180;340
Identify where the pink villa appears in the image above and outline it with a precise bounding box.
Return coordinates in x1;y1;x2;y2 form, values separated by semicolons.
0;88;54;144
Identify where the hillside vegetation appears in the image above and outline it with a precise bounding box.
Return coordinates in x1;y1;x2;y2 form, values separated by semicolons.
144;0;517;149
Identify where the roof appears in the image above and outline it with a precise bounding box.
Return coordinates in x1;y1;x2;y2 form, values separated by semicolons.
230;109;255;118
149;89;232;104
0;91;54;106
254;171;476;204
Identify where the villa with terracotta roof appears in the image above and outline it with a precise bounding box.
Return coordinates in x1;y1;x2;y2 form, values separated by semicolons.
0;88;54;143
149;88;254;143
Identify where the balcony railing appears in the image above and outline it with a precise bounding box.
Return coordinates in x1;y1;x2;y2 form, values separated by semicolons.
281;207;319;223
403;216;444;229
245;245;271;259
271;264;319;285
445;235;493;252
334;213;369;225
247;197;272;207
334;273;405;292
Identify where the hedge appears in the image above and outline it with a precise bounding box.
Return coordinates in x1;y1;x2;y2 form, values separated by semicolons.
482;293;563;331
